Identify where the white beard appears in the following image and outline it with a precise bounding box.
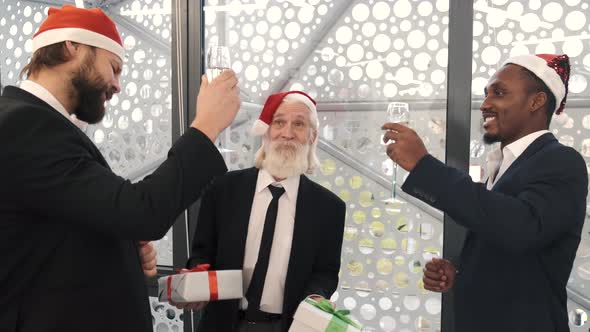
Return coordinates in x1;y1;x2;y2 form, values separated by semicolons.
261;139;310;179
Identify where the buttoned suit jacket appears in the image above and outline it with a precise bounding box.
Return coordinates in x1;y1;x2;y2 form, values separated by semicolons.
187;167;346;331
402;133;587;332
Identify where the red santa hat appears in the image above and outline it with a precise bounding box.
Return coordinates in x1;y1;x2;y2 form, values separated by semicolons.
250;90;318;136
32;5;124;61
503;54;570;125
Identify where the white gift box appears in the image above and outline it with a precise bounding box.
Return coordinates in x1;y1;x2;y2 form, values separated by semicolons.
158;269;243;303
289;299;361;332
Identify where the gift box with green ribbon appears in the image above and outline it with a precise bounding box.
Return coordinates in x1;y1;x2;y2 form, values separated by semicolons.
289;298;362;332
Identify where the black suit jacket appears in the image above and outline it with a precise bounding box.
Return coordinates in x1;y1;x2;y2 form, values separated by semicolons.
402;133;588;332
186;167;346;331
0;86;227;332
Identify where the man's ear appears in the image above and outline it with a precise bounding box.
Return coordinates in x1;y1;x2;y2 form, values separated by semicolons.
530;91;548;114
64;41;80;59
309;129;318;145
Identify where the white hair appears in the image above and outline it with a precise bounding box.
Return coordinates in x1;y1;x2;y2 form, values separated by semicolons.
254;95;320;175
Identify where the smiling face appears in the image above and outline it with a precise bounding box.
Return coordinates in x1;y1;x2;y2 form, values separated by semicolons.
71;47;122;124
481;64;546;147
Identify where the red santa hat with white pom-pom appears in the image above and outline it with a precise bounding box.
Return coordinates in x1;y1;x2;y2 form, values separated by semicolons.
250;90;318;136
503;53;571;125
32;5;124;61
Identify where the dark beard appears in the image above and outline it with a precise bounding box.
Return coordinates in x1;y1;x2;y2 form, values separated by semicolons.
70;60;110;124
483;133;500;145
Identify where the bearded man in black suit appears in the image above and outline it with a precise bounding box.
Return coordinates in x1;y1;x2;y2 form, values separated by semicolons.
0;5;240;332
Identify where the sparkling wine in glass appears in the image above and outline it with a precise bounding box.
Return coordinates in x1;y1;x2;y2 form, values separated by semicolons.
206;45;233;152
385;102;410;203
206;45;231;82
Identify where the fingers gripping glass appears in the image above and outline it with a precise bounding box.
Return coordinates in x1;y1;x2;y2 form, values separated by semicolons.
384;102;409;203
206;45;233;153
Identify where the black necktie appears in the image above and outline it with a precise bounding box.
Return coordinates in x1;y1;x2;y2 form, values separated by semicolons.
245;185;285;312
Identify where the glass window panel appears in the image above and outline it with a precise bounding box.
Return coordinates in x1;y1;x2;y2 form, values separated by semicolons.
151;296;184;332
204;0;448;330
0;0;175;266
470;1;590;330
111;0;175;268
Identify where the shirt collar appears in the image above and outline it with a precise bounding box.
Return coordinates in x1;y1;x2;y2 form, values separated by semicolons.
20;80;70;119
486;143;502;163
502;129;550;161
19;80;89;131
256;168;300;201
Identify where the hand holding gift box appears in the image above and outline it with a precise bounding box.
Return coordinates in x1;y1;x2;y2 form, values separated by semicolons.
158;264;243;304
289;298;362;332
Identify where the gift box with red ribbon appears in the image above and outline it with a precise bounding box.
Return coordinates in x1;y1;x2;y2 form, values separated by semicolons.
157;264;243;303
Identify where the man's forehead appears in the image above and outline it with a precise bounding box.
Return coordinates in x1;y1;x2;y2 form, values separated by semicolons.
486;64;519;87
97;47;123;65
273;102;310;118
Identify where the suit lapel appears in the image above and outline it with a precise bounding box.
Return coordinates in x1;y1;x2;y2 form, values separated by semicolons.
283;175;314;309
492;133;556;191
233;168;259;266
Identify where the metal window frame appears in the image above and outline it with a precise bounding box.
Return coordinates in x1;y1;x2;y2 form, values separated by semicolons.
443;1;474;331
173;0;205;331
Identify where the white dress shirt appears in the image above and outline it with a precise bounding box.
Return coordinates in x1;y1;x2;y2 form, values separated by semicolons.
19;80;88;131
241;168;300;314
486;130;550;190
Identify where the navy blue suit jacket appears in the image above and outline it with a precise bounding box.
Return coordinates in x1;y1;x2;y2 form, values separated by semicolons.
402;133;587;332
186;167;346;331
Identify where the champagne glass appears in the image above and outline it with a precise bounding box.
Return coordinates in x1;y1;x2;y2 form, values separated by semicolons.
206;45;233;152
206;45;231;82
384;102;410;203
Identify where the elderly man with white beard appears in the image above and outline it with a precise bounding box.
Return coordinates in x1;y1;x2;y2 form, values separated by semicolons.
179;91;346;332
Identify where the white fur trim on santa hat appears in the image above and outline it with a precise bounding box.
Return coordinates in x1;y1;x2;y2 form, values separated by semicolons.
32;27;125;61
552;111;569;126
250;119;269;136
503;55;565;113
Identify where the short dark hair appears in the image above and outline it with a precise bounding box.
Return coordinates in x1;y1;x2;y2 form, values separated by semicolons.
21;42;70;79
20;41;94;79
518;66;556;126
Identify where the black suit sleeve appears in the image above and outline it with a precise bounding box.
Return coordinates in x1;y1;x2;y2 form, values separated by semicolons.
402;152;588;254
304;198;346;298
6;107;227;240
186;181;218;269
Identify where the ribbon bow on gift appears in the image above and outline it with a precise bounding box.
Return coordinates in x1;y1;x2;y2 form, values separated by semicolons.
167;264;219;302
304;298;361;331
178;263;211;274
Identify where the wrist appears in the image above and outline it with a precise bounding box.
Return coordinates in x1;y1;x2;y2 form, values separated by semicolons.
191;119;219;142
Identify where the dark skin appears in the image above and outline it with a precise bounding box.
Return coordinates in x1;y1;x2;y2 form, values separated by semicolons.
382;64;552;292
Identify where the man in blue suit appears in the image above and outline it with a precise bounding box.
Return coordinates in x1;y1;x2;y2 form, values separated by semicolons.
383;54;587;332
